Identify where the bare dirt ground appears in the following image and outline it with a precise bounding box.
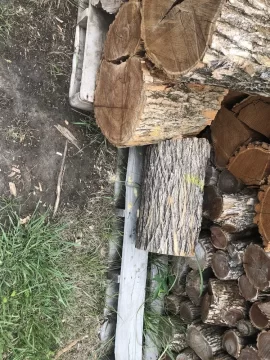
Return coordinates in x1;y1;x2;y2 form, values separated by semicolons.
0;0;116;358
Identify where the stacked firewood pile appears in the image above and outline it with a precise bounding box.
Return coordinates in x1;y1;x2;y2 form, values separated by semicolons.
92;0;270;359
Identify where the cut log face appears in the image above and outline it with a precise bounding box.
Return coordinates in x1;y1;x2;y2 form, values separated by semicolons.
250;302;270;330
255;182;270;252
238;275;260;302
211;250;243;280
203;186;257;233
179;300;201;324
217;169;244;194
210;226;256;250
201;279;246;327
227;142;270;186
239;346;260;360
243;244;270;291
176;348;200;360
186;323;224;360
165;294;185;315
257;330;270;360
186;234;215;271
141;0;223;76
211;107;258;168
95;58;227;146
236;319;258;337
233;96;270;138
222;329;247;359
186;269;210;306
103;2;141;62
137;139;210;256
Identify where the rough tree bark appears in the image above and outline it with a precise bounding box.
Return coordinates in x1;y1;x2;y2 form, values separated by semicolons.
103;1;141;62
257;330;270;360
210;107;260;168
186;234;215;271
211;250;244;280
165;294;186;315
239;346;260;360
227;240;255;266
237;319;258;337
94;58;227;146
254;180;270;252
201;279;246;327
210;225;255;250
142;0;270;95
186;269;210;306
137;139;210;256
186;323;224;360
250;301;270;330
179;300;201;324
243;244;270;291
222;329;248;359
227;142;270;186
176;349;200;360
203;186;257;233
217;169;244;194
233;96;270;138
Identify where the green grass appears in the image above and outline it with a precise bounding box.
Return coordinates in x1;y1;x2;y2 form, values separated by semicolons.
0;204;73;360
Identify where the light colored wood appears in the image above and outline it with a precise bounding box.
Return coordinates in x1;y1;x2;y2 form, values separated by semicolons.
144;255;168;360
137;138;210;256
115;147;148;360
91;0;121;14
94;58;227;147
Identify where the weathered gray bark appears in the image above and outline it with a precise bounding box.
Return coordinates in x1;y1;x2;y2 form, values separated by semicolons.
137;138;211;256
176;348;200;360
180;0;270;96
212;250;244;280
239;346;260;360
186;234;215;271
203;186;257;233
179;300;201;324
186;269;210;306
201;279;246;327
237;319;258;337
222;329;248;358
186;323;224;360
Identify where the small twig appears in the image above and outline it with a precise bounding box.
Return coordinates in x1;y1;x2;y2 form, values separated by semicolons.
53;141;68;217
54;335;88;359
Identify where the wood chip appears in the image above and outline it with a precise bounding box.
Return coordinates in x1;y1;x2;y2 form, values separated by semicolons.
20;216;30;225
53;141;68;217
9;182;17;197
55;124;80;150
54;335;88;359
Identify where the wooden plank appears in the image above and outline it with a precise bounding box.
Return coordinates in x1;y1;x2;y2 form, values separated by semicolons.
115;147;148;360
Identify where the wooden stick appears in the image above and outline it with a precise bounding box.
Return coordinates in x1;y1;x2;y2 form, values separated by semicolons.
53;141;67;218
54;335;88;359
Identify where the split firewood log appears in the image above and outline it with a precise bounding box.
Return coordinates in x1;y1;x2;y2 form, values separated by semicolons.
255;180;270;252
203;186;257;233
179;300;201;324
210;107;261;168
186;269;210;307
211;250;243;280
201;279;246;327
210;225;255;251
227;142;270;186
165;294;186;315
142;0;270;95
238;275;269;303
237;319;258;337
243;244;270;291
257;330;270;360
217;169;244;194
186;323;224;360
170;256;190;296
250;302;270;330
222;329;248;359
103;1;141;62
233;96;270;138
94;59;227;146
239;346;260;360
137;139;210;256
176;348;200;360
186;234;215;271
91;0;121;14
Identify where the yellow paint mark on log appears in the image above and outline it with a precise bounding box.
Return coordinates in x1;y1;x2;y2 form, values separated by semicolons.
128;176;133;184
134;188;138;197
167;196;174;205
184;174;204;191
149;126;161;138
128;203;133;210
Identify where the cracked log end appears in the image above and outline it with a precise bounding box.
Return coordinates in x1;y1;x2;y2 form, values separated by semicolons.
141;0;223;76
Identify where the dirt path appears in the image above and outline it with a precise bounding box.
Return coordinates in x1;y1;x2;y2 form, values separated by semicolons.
0;1;116;359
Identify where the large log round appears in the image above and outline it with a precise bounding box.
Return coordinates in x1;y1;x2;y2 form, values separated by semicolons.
250;302;270;330
222;329;247;359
